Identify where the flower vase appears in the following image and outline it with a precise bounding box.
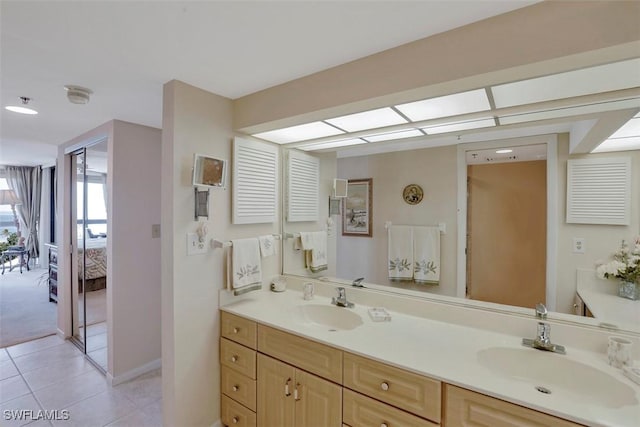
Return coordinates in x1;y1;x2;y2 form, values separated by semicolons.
618;281;640;300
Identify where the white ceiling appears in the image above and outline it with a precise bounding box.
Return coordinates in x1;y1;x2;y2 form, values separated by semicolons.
0;0;540;166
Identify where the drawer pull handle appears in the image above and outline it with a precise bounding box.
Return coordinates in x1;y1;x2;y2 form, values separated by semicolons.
233;327;239;334
231;355;238;363
232;385;239;392
285;378;292;397
380;382;389;391
381;423;388;427
232;416;239;424
294;383;301;401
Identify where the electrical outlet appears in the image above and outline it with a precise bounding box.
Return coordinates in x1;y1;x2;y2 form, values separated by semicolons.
187;233;207;255
573;237;586;254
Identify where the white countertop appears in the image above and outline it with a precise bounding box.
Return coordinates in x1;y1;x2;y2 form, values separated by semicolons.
221;288;640;427
577;269;640;331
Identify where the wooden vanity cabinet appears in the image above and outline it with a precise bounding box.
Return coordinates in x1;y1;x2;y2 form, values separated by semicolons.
220;312;258;427
443;385;584;427
257;353;342;427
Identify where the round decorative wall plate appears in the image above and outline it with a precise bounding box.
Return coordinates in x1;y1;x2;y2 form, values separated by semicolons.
402;184;423;205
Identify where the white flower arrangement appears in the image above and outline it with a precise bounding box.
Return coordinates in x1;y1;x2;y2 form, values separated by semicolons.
595;237;640;284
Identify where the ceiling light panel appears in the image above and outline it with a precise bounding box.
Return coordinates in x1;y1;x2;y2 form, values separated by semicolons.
298;138;366;151
324;107;407;132
499;98;640;125
395;89;491;122
363;129;423;143
253;121;344;144
592;136;640;153
422;118;495;135
492;58;640;108
609;117;640;139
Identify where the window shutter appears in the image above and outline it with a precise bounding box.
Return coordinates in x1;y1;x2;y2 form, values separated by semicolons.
566;157;631;225
287;150;319;222
232;137;279;224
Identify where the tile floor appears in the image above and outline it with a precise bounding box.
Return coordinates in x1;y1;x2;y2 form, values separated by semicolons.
0;335;162;426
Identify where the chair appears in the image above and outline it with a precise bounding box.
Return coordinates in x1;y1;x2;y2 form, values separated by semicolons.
1;245;30;274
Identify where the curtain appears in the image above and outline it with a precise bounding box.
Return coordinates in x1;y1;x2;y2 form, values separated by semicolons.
6;166;42;258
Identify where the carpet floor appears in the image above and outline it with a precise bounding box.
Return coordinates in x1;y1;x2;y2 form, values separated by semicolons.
0;267;56;348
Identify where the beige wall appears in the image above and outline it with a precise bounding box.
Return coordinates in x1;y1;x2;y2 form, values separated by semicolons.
336;145;458;296
109;120;162;379
234;1;640;133
161;80;280;426
57;120;162;383
555;134;640;314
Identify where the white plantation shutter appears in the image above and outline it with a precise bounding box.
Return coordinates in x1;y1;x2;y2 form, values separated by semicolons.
233;137;279;224
566;157;631;225
287;150;319;222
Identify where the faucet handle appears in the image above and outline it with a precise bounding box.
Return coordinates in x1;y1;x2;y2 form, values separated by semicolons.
535;303;548;320
337;287;346;297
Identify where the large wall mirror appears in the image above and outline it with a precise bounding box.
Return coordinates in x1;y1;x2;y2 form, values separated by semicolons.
280;58;640;335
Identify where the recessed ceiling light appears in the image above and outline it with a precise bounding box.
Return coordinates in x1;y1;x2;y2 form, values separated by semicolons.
495;149;513;154
253;121;344;144
5;97;38;115
325;107;407;132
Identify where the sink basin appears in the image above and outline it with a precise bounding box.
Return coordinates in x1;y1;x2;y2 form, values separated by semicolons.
477;347;638;408
294;304;363;331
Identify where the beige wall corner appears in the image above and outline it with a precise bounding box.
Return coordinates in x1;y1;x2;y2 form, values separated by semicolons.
233;1;640;133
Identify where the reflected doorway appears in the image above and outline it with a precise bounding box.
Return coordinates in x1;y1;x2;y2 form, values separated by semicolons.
69;139;108;372
465;145;547;309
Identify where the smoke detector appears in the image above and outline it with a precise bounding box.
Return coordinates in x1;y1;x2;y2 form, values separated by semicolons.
64;85;93;104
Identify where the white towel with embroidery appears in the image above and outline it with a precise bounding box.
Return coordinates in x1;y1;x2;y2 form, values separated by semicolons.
258;235;276;258
413;226;440;284
388;225;413;281
227;238;262;295
300;231;328;272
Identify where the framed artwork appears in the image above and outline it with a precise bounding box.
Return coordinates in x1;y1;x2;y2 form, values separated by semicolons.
342;178;372;237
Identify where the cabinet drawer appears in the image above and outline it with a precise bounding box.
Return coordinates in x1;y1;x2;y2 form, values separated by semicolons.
221;395;256;427
221;312;257;349
258;325;342;384
221;366;256;411
444;385;583;427
343;352;441;423
221;338;256;379
343;389;438;427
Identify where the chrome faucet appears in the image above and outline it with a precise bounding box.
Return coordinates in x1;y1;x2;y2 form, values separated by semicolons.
331;287;354;308
352;277;365;288
522;303;566;354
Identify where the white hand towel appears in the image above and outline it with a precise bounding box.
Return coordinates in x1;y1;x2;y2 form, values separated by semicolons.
258;235;276;258
413;226;440;284
300;231;328;273
229;238;262;295
388;225;413;281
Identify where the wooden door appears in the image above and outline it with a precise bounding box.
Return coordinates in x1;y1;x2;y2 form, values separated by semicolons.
467;161;546;309
294;369;342;427
257;354;295;427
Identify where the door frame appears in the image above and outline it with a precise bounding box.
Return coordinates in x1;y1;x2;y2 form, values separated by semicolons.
456;134;558;311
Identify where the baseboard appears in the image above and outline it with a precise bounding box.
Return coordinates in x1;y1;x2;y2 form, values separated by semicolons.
107;358;161;386
56;329;66;340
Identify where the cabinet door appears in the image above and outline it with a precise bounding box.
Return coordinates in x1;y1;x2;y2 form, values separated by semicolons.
257;354;295;427
294;369;342;427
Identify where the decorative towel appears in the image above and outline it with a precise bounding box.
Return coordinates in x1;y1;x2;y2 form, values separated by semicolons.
258;235;276;258
413;226;440;284
228;238;262;295
388;225;414;281
300;231;328;273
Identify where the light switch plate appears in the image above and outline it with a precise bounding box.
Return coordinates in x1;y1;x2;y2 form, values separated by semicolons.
572;237;586;254
187;233;207;255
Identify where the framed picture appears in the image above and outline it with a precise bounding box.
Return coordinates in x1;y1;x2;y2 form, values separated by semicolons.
342;178;372;237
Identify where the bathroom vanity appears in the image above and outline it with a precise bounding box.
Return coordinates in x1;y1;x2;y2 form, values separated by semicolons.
218;280;639;427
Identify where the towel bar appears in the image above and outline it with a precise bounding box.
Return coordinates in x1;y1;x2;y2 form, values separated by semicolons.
211;234;281;249
384;221;446;234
